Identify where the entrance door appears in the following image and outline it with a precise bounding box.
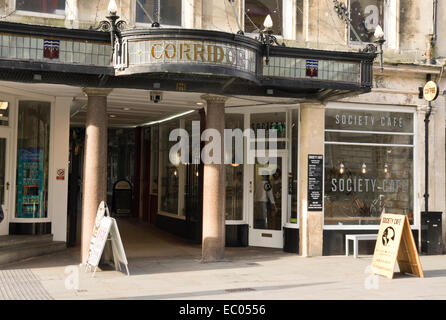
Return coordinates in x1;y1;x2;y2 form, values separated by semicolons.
249;153;287;248
0;133;9;235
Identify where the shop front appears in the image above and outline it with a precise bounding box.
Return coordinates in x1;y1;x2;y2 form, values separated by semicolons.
0;21;376;259
0;92;70;240
323;102;417;255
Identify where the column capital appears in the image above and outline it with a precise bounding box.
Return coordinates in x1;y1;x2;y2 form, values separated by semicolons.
200;94;228;104
300;102;326;109
82;87;113;97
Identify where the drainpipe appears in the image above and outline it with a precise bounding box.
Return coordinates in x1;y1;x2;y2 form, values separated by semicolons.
429;0;438;64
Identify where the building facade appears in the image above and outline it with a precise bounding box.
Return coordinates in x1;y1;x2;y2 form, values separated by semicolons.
0;0;444;260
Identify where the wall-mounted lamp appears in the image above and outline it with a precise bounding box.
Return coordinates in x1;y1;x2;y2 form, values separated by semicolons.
95;0;127;55
259;14;285;65
384;163;388;174
361;163;367;174
339;163;345;174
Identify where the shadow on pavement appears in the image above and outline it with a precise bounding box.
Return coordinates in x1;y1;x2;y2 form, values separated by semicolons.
114;281;338;300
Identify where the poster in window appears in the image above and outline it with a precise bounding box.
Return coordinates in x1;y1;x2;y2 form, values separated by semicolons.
16;148;44;218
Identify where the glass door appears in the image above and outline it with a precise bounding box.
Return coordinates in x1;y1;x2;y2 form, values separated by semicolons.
249;152;287;248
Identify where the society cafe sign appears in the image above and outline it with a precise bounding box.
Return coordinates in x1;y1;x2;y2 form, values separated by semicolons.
371;213;423;279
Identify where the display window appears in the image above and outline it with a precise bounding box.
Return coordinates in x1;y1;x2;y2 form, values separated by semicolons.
15;101;51;219
225;113;244;221
324;107;415;226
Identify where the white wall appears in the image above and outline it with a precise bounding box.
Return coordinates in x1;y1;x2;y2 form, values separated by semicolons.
50;97;71;242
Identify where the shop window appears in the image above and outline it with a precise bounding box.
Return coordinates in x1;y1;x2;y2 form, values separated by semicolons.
136;0;182;26
0;101;9;126
288;109;299;224
250;112;287;150
245;0;283;35
16;0;65;15
15;101;51;218
149;126;159;195
225;114;244;221
107;128;135;204
349;0;384;43
324;108;415;226
159;119;182;216
184;114;202;219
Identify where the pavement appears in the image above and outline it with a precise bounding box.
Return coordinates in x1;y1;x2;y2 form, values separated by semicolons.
0;218;445;300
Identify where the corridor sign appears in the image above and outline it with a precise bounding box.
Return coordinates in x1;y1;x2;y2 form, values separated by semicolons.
371;213;423;279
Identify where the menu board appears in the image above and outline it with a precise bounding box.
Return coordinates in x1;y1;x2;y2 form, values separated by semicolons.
308;154;323;211
16;148;44;218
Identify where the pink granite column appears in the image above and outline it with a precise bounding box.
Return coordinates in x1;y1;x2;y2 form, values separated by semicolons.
201;94;227;262
80;88;112;264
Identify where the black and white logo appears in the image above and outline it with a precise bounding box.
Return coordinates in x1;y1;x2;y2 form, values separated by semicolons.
382;226;395;246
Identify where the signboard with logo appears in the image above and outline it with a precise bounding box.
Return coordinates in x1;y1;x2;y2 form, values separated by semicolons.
86;201;129;277
423;81;439;102
371;213;423;279
308;154;323;211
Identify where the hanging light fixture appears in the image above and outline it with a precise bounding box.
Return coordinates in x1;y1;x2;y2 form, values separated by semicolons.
361;163;367;174
339;163;345;174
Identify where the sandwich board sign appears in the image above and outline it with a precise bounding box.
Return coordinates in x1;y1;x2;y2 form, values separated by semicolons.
85;201;130;277
371;213;424;279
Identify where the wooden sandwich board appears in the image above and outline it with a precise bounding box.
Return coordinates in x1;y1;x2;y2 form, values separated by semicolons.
85;201;130;277
371;213;424;279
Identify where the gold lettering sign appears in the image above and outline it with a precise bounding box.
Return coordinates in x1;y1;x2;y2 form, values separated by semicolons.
129;40;255;73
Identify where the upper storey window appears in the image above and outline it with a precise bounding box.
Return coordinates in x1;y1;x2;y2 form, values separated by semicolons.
349;0;384;43
16;0;65;15
136;0;182;26
244;0;283;36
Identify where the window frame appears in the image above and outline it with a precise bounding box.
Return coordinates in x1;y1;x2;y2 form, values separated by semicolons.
323;102;418;230
13;0;66;19
347;0;398;49
134;0;185;28
242;0;291;40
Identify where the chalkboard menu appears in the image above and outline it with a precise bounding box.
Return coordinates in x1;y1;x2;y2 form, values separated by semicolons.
308;154;323;211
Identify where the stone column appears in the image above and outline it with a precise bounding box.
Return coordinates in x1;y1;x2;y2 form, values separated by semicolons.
80;88;112;264
201;94;227;262
299;103;325;257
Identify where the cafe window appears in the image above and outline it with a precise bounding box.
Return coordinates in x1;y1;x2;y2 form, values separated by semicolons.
16;0;65;15
324;108;415;226
136;0;182;26
349;0;384;43
15;101;51;218
244;0;283;35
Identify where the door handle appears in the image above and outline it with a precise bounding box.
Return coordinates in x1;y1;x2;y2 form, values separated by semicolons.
249;181;253;193
6;182;9;190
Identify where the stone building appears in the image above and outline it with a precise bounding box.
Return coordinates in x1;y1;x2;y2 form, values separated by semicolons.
0;0;443;262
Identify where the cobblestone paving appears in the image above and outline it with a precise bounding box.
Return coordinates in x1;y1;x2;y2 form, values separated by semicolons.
0;269;53;300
